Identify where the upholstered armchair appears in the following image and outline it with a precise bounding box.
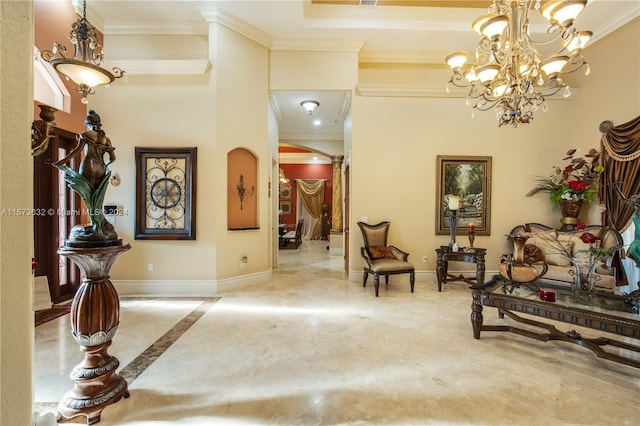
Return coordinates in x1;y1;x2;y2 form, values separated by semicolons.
357;221;415;297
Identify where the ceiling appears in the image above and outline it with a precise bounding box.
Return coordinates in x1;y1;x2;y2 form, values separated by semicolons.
84;0;639;156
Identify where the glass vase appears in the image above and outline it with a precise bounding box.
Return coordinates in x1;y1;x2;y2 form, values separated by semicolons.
570;260;600;304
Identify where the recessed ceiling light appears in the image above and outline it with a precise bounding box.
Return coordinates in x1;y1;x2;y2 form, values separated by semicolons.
313;119;321;126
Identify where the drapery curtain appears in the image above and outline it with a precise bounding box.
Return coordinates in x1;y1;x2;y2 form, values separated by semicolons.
599;115;640;231
599;115;640;287
296;179;325;240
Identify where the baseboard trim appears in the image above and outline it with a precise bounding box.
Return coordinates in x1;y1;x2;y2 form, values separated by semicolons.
348;269;498;286
112;270;272;297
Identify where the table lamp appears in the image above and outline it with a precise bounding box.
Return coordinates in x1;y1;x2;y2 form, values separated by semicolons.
448;195;461;251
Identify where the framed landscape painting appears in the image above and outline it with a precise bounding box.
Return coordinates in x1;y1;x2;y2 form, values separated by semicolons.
436;155;492;236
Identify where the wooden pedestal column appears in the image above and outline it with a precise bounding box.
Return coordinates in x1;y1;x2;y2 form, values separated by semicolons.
56;243;131;425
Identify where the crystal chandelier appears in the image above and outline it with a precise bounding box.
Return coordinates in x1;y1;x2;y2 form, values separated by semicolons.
445;0;591;127
39;0;125;104
279;168;291;192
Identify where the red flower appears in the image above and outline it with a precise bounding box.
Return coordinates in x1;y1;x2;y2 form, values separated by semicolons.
579;232;598;244
576;221;586;230
568;180;588;191
32;257;39;272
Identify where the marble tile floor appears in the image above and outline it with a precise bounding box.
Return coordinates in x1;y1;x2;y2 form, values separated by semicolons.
34;240;639;425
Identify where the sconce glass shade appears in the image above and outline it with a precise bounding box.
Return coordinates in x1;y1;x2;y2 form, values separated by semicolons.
472;14;496;35
476;65;501;84
445;52;468;70
540;56;570;76
547;0;587;26
480;15;509;39
563;30;592;53
52;60;115;88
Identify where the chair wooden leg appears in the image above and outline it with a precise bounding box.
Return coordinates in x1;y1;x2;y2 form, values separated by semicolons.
374;274;380;297
410;271;415;293
363;271;368;287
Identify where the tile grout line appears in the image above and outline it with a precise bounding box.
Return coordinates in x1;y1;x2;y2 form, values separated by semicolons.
36;297;220;409
118;297;220;384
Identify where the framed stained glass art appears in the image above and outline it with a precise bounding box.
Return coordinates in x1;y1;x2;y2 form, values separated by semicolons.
135;147;197;240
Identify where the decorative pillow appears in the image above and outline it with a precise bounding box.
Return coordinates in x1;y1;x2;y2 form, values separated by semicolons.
570;236;592;263
368;246;396;260
523;244;545;263
528;232;573;266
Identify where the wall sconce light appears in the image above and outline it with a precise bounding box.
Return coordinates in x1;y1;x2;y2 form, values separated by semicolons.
300;100;319;115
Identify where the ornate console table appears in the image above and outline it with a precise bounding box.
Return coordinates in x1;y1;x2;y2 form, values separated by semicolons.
470;276;640;369
435;246;486;292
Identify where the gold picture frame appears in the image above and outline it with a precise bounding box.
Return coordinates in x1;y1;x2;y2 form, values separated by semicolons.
436;155;491;236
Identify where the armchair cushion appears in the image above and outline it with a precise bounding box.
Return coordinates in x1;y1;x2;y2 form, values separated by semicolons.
368;246;396;260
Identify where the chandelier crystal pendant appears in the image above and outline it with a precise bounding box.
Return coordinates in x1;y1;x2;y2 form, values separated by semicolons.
39;0;126;104
445;0;591;127
279;168;291;192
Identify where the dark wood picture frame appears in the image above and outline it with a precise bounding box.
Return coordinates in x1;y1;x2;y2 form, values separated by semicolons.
280;201;292;215
135;147;197;240
436;155;491;236
280;187;292;200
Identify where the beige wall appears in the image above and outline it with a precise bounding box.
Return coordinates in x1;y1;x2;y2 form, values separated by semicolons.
89;23;271;288
348;18;640;277
572;17;640;146
271;51;358;91
1;2;35;424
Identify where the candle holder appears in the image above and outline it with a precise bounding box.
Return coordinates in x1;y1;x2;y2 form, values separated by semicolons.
449;209;459;251
468;232;475;248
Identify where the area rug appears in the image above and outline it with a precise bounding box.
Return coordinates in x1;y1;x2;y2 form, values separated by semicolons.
35;303;71;327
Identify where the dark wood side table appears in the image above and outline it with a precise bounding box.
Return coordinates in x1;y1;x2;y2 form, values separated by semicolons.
435;245;486;292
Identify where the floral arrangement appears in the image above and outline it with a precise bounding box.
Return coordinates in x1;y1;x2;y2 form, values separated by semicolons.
526;148;604;207
573;223;619;268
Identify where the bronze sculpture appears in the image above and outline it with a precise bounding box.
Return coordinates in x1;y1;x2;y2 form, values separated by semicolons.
53;110;120;247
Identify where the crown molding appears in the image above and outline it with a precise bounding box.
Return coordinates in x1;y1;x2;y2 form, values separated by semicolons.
356;83;580;99
588;3;640;46
109;59;211;75
269;95;284;122
279;152;332;165
104;22;208;35
199;6;273;48
279;132;344;141
359;50;450;64
270;38;365;52
338;92;352;121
